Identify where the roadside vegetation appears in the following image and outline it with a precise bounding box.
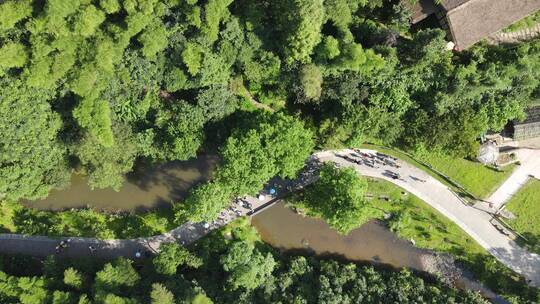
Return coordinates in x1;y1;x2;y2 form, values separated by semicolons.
418;153;516;199
288;165;537;303
0;219;488;304
0;200;176;239
1;0;540;301
506;179;540;254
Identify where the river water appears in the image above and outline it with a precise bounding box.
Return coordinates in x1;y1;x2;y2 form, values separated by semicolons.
251;202;426;271
20;156;497;299
251;203;501;300
23;155;219;211
24;151;427;271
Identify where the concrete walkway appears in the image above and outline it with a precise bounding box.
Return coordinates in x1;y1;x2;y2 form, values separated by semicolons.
487;148;540;209
1;149;539;287
315;149;540;287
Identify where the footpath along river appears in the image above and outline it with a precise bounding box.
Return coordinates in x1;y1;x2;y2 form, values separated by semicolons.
19;153;504;301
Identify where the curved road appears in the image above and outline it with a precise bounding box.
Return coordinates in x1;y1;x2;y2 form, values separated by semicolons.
1;149;539;287
317;149;540;287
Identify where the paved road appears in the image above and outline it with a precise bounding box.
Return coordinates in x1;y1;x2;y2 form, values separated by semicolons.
1;149;538;287
487;148;540;209
0;158;318;260
315;149;540;287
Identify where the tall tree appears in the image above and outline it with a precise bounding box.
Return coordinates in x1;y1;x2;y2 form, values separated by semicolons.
291;163;379;233
220;241;276;290
150;283;175;304
153;243;202;275
72;124;138;190
0;80;70;201
278;0;325;64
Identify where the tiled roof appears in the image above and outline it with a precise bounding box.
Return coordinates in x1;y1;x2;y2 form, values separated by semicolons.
444;0;540;50
404;0;540;50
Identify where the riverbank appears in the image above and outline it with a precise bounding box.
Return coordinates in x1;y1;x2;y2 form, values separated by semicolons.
1;148;538;302
23;155;218;212
251;202;504;302
0;155;217;239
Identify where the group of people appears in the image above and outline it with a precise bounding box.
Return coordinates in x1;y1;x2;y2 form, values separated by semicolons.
54;239;100;255
55;239;72;254
351;150;401;169
336;150;407;181
216;197;253;224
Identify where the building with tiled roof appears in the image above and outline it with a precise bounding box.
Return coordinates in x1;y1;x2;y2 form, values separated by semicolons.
405;0;540;50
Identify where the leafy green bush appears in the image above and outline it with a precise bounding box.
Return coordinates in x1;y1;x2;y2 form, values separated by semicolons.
290;163;380;234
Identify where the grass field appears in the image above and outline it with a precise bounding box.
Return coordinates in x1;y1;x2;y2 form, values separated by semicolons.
364;178;537;302
366;178;481;254
420;153;516;199
505;179;540;254
360;144;516;199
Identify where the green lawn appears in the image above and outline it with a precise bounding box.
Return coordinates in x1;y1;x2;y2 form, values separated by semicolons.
360;144;516;199
505;179;540;254
364;178;537;302
420;153;516;199
366;178;481;254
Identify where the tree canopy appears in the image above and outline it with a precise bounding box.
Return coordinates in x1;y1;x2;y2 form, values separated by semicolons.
291;163;380;234
178;111;314;222
2;0;535;204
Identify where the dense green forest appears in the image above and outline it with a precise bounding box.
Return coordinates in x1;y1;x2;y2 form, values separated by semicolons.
1;0;540;302
2;0;540;213
0;219;488;304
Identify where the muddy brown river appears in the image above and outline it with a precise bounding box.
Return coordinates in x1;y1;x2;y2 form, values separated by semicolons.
20;158;496;299
251;202;426;271
251;203;500;300
23;155;218;211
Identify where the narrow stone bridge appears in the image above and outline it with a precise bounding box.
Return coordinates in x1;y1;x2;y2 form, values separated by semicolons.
1;149;539;288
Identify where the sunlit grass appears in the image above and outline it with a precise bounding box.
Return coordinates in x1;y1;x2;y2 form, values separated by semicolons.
364;178;534;301
365;178;483;255
360;144;516;199
420;153;516;199
506;179;540;253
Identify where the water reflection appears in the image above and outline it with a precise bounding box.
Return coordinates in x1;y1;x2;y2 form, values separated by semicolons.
252;202;426;271
23;155;218;212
